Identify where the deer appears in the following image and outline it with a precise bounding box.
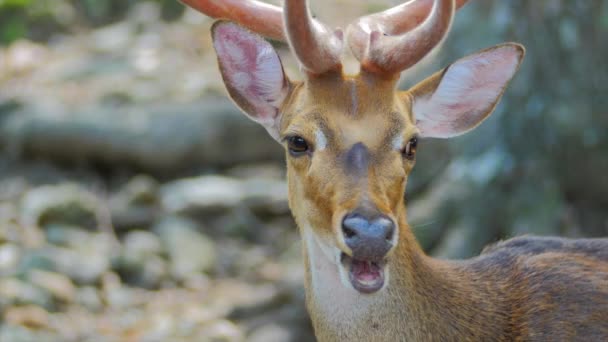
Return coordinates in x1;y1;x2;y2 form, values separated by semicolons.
180;0;608;340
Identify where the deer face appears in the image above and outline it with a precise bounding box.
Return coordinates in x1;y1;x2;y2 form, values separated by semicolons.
205;1;524;294
279;74;415;293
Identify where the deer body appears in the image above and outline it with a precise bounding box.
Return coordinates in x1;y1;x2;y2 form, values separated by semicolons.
181;0;608;340
290;73;608;341
307;228;608;340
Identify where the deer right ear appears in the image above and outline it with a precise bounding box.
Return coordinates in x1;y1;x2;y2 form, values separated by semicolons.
409;43;525;139
212;21;290;140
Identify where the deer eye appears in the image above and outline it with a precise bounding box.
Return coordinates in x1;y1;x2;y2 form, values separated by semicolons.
287;135;310;156
402;136;418;160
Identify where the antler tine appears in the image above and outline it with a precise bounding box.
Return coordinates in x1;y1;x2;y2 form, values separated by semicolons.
284;0;344;74
179;0;285;41
348;0;465;75
182;0;343;75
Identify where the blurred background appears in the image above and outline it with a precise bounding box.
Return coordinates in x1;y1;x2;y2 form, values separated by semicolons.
0;0;607;341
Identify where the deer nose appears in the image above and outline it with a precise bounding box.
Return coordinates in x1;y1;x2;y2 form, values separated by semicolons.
342;213;395;261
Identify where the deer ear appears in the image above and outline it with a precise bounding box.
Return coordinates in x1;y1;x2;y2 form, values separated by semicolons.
409;43;525;138
211;21;290;140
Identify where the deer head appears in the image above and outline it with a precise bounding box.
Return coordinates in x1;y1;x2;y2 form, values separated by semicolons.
182;0;524;294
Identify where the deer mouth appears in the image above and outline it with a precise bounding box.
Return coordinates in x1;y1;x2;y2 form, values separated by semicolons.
340;253;386;294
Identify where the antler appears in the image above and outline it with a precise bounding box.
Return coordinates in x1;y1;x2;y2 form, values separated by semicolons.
347;0;469;75
179;0;284;41
283;0;343;74
180;0;343;74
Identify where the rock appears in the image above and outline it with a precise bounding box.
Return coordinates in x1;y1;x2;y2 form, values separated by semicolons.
193;320;244;342
209;280;280;319
0;324;52;342
113;230;168;288
0;99;282;175
56;247;111;285
101;272;147;310
138;312;175;342
161;176;245;214
20;184;103;231
2;40;49;75
136;255;169;288
16;249;55;274
118;175;159;205
182;273;211;292
154;216;217;281
104;285;146;311
122;230;164;258
0;278;53;309
226;163;285;180
111;205;159;232
0;200;44;246
248;323;292;342
160;175;288;216
0;187;23;210
110;175;160;231
76;286;103;312
26;270;76;303
25;234;113;285
45;224;93;247
0;243;21;274
91;22;134;53
4;305;50;329
227;283;290;321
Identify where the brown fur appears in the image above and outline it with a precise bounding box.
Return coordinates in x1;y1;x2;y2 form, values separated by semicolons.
208;19;606;340
274;69;608;341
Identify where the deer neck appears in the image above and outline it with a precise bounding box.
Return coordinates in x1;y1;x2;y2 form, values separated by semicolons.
301;213;497;341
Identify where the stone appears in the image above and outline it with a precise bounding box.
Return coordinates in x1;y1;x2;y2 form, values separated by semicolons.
0;324;49;342
114;230;168;288
4;305;50;329
76;286;103;312
45;224;92;247
110;175;160;230
248;323;292;342
161;176;244;214
160;175;288;216
0;100;282;175
193;320;244;342
154;216;216;281
138;312;175;342
20;184;102;230
27;269;76;303
16;249;55;274
31;235;112;285
0;243;21;274
122;230;164;259
0;278;53;309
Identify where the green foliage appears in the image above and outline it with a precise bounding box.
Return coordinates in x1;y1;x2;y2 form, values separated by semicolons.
0;0;33;7
0;0;185;45
0;14;27;43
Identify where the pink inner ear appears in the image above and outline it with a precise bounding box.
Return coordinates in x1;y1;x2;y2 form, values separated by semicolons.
413;45;522;138
213;22;287;128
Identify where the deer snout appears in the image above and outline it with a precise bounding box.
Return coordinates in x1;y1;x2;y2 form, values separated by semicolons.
342;213;395;261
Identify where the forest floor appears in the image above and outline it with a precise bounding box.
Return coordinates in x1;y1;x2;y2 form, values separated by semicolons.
0;3;319;341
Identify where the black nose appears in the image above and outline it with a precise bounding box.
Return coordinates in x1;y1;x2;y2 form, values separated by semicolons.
342;212;395;261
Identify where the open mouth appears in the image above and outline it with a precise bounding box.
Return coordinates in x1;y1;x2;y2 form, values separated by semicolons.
340;252;386;294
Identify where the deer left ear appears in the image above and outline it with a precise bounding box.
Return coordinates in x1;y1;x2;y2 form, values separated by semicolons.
212;21;290;141
409;43;525;138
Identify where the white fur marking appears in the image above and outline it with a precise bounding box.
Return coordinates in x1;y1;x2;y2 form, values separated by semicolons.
392;135;404;151
315;130;328;151
301;224;396;333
